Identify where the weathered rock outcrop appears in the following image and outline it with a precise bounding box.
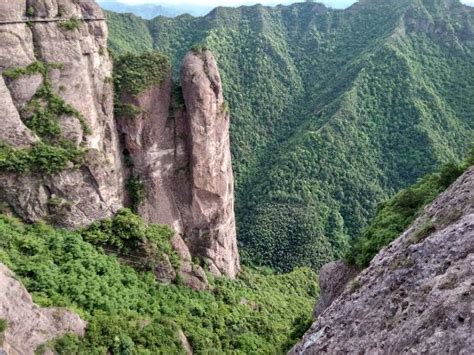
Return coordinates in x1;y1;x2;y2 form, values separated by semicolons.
0;263;86;354
313;260;358;318
116;72;185;232
0;0;239;280
117;50;240;279
180;51;239;278
0;0;123;228
291;166;474;354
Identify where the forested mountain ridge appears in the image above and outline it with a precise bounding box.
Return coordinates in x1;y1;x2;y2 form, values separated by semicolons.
0;0;317;352
107;0;474;271
0;0;472;352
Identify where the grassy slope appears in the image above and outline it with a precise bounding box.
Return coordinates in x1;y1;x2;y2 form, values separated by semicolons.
106;0;474;271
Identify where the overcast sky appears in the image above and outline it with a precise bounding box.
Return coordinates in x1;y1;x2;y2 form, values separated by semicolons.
116;0;474;7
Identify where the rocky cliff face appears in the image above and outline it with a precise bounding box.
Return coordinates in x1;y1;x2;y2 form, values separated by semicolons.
0;263;86;355
312;260;358;319
291;166;474;354
117;50;240;278
180;51;239;278
0;0;123;228
0;0;239;279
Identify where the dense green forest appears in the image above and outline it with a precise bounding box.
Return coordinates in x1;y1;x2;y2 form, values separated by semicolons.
106;0;474;272
0;211;317;354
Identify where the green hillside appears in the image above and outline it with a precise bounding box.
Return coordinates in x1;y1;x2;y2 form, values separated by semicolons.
348;146;474;268
0;211;317;353
106;0;474;272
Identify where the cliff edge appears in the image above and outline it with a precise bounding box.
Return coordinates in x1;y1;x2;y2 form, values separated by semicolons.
0;0;123;228
291;166;474;354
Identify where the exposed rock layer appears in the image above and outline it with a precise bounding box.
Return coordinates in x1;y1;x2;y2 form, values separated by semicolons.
313;260;358;319
291;166;474;354
118;50;240;278
0;0;239;278
0;0;123;228
0;263;86;355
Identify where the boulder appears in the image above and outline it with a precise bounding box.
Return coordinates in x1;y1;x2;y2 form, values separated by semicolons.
313;260;358;318
0;263;86;355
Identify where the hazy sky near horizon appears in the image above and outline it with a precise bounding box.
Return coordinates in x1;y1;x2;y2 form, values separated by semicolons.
116;0;474;7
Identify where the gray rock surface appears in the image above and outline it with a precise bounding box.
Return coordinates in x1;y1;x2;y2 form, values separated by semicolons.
313;260;358;318
290;166;474;355
154;253;177;283
178;261;209;291
0;263;86;355
178;329;193;355
0;0;123;228
116;74;185;234
171;234;209;290
0;77;38;147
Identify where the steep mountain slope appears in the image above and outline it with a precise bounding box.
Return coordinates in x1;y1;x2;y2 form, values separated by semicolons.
290;164;474;354
107;0;474;271
349;153;473;268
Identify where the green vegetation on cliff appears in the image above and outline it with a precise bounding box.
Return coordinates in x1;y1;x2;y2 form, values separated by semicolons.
0;142;84;175
107;0;474;271
113;52;170;120
0;212;317;354
348;147;474;267
0;61;90;175
0;319;7;333
114;52;171;97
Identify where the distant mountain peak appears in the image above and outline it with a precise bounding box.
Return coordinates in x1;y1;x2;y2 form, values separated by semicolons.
97;0;213;18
